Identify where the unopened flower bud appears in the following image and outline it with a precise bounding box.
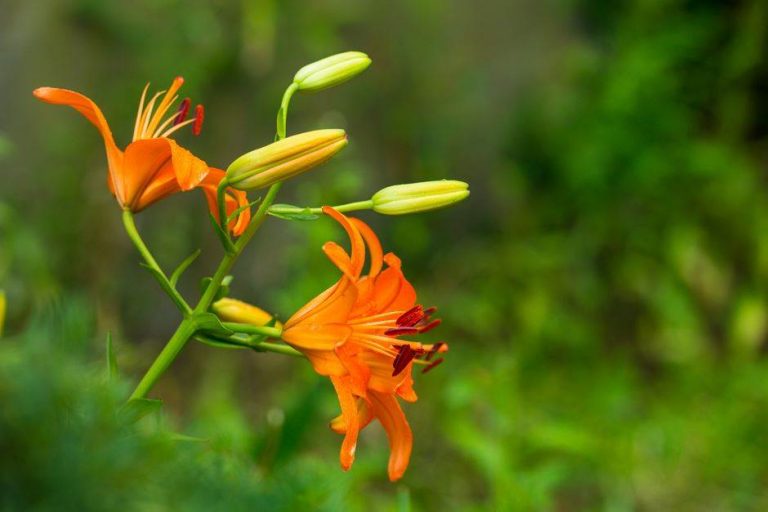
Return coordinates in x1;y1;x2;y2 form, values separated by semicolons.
371;180;469;215
227;129;347;190
212;298;282;328
293;51;371;92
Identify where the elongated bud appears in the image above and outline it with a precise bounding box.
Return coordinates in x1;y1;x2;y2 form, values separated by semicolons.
371;180;470;215
293;51;371;92
212;298;282;328
226;129;347;190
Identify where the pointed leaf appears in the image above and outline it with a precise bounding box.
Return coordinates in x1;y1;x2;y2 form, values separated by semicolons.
192;312;234;337
208;212;236;254
170;249;201;287
226;197;262;225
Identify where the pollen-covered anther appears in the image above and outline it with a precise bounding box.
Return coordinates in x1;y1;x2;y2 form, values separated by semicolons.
385;326;420;337
416;318;442;334
421;357;444;374
392;345;423;376
396;305;424;327
174;98;191;125
425;342;444;361
193;104;205;135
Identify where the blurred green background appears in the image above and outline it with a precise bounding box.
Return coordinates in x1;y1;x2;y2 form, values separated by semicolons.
2;0;768;510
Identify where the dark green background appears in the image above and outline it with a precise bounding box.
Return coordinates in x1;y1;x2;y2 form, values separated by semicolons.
2;0;768;510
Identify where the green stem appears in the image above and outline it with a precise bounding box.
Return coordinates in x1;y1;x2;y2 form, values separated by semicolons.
128;82;296;401
269;199;373;216
222;322;283;338
122;211;192;315
216;180;229;235
129;318;196;400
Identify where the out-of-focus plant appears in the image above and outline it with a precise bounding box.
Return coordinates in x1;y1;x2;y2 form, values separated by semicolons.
32;52;469;482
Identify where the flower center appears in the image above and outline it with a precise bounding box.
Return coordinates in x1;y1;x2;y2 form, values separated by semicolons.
349;304;446;376
132;77;205;141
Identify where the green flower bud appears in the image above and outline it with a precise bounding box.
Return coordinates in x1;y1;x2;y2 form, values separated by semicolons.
226;129;347;190
293;51;371;92
371;180;469;215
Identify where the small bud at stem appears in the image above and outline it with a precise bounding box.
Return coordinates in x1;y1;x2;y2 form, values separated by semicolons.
226;129;348;190
371;180;469;215
293;51;372;92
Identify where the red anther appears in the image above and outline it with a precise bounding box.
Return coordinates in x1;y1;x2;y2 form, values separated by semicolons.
422;306;437;318
397;306;424;327
418;318;442;334
425;342;444;361
193;104;204;135
174;98;191;125
392;345;416;376
385;326;420;337
421;357;444;374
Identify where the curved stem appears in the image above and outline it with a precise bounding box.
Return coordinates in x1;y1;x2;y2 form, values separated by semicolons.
216;180;229;235
129;318;196;400
269;199;372;217
128;82;298;401
122;211;192;315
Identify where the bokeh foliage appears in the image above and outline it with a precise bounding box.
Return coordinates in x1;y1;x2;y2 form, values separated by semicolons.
2;0;768;510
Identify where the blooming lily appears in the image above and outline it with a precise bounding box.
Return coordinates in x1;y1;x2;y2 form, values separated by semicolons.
33;78;250;234
282;206;447;481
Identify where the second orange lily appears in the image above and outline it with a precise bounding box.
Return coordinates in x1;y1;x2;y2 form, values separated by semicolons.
282;207;447;481
33;77;249;234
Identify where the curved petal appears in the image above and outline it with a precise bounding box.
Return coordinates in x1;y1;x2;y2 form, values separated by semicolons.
331;397;375;433
369;391;413;481
322;206;365;279
284;278;357;330
322;242;355;279
122;139;175;210
351;218;383;278
335;341;370;396
33;87;124;200
200;168;251;236
166;138;209;190
330;375;360;471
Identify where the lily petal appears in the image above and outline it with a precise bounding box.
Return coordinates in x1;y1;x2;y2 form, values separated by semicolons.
330;375;361;471
369;390;413;481
200;168;251;236
33;87;124;200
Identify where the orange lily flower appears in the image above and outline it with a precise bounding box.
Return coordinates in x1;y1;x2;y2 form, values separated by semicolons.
33;78;250;234
282;206;447;481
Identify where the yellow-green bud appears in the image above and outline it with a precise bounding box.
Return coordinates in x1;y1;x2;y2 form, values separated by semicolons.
226;129;347;190
371;180;469;215
212;298;282;329
293;51;371;92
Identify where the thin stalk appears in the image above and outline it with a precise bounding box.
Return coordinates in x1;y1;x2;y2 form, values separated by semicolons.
269;199;373;216
122;211;192;315
129;318;196;400
128;81;297;401
222;322;283;338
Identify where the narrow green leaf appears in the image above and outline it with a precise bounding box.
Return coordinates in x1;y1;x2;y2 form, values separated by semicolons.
208;212;236;254
106;331;118;381
119;398;162;424
192;312;234;337
226;197;262;225
169;249;201;287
